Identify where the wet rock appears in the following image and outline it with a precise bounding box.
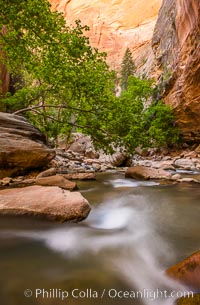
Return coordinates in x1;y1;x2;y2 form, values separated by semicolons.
125;166;172;180
176;294;200;305
36;168;57;179
178;178;199;183
0;185;91;222
166;251;200;291
62;173;96;180
0;112;55;178
36;175;77;191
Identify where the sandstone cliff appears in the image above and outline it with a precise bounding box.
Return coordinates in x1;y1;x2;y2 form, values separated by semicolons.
50;0;162;69
152;0;200;143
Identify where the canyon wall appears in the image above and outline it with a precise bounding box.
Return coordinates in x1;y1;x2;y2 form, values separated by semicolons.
50;0;162;70
152;0;200;143
50;0;200;143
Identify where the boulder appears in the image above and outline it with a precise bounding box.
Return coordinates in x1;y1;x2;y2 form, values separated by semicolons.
62;173;96;180
0;185;90;222
125;166;172;180
150;161;175;170
171;174;182;180
67;133;127;167
36;167;57;178
195;145;200;153
176;294;200;305
166;251;200;290
68;133;92;155
99;151;127;167
0;177;13;186
0;112;55;178
36;175;77;191
174;159;197;170
178;178;199;183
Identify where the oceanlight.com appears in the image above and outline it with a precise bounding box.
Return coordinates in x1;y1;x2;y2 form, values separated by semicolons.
24;288;194;301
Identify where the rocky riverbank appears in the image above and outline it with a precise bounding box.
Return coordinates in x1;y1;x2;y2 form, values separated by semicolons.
0;114;200;222
1;138;200;187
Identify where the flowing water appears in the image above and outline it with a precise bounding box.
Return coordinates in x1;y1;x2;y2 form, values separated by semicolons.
0;172;200;305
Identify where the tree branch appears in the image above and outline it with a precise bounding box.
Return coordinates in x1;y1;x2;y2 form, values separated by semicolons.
13;104;98;115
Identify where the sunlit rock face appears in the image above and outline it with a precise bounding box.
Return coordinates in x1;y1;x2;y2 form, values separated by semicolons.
50;0;162;69
152;0;200;143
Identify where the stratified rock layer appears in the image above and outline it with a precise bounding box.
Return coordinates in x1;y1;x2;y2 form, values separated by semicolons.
152;0;200;143
0;185;91;222
0;112;55;178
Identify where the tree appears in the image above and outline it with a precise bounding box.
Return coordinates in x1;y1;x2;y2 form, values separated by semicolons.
120;48;135;91
0;0;180;153
144;101;180;146
108;76;180;152
0;0;115;149
109;76;152;151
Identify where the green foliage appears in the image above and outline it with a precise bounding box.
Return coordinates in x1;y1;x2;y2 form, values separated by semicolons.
108;76;180;153
144;101;180;146
109;76;152;151
0;0;180;153
0;0;116;150
120;48;135;91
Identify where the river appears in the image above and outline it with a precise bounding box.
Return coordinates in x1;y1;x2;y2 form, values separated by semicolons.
0;172;199;305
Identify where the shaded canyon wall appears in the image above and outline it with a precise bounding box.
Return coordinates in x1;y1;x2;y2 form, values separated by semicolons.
152;0;200;143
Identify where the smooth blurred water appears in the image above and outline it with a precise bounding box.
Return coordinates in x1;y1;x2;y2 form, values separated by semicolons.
0;172;199;305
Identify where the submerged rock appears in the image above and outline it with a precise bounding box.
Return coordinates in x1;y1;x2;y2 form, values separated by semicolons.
0;112;55;178
125;165;171;180
166;251;200;290
0;185;90;222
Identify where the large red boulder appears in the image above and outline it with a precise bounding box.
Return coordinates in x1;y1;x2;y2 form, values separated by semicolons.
0;185;91;222
166;251;200;290
0;112;55;178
